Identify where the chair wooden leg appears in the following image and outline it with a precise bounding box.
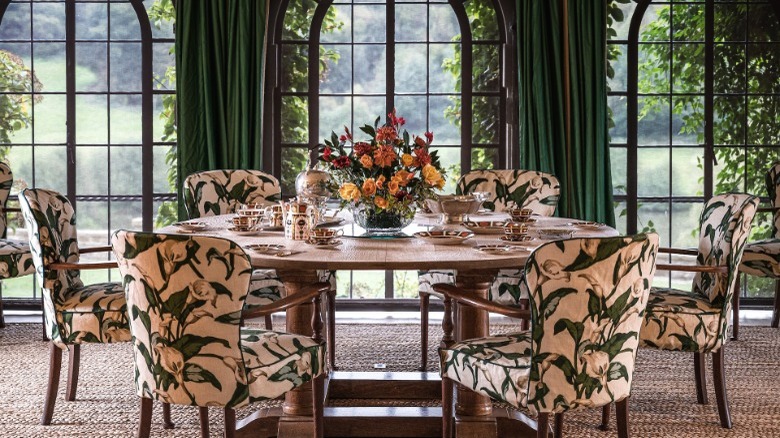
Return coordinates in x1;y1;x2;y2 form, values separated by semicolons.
312;374;325;438
0;289;5;329
264;314;273;330
712;349;732;428
616;397;630;438
442;376;453;438
731;273;740;340
65;344;80;401
137;398;152;438
41;343;62;425
199;407;210;437
223;408;236;438
41;301;48;341
328;290;337;371
599;404;610;430
419;292;430;371
554;412;564;438
772;279;780;328
694;352;708;404
536;413;550;438
519;298;530;331
162;402;174;429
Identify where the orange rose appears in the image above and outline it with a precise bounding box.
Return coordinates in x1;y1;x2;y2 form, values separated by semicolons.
338;183;361;201
362;178;377;197
401;153;414;167
393;169;412;186
376;175;386;189
387;180;400;195
360;154;373;169
374;197;388;209
422;164;444;188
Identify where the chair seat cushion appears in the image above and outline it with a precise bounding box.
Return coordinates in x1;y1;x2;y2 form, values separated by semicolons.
55;282;131;344
740;239;780;278
246;269;284;308
640;288;724;353
418;269;528;305
0;239;34;278
240;327;326;402
440;331;532;409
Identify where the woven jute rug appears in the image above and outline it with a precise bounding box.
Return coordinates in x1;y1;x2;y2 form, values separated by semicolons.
0;323;779;437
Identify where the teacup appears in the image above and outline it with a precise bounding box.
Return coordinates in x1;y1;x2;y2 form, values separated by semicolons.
232;215;258;229
264;205;284;228
237;204;264;218
504;222;529;236
509;208;534;220
308;228;343;244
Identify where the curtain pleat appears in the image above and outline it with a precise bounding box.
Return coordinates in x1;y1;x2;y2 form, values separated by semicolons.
175;0;267;218
518;1;615;226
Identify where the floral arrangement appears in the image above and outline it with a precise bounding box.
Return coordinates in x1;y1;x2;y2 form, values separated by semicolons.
318;110;446;228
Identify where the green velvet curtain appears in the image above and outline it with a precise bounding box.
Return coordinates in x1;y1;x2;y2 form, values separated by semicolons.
518;1;615;226
175;0;268;218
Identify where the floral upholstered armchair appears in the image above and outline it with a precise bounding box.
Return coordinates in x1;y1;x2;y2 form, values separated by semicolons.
19;188;134;426
417;169;561;370
638;193;758;429
0;163;35;328
738;162;780;337
112;231;328;438
435;234;659;438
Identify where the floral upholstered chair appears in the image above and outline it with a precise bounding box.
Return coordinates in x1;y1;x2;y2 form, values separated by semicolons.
737;162;780;338
0;163;35;328
417;169;561;370
435;234;659;437
183;169;338;369
19;188;137;426
638;193;758;429
112;231;328;438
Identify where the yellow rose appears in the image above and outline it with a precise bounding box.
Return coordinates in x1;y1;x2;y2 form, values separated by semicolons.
422;164;444;187
401;153;414;167
393;169;412;186
362;178;377;197
360;154;373;169
339;183;361;201
374;197;388;209
387;180;400;195
376;175;386;189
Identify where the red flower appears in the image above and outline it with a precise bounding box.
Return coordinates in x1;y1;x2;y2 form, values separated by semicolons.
414;147;432;167
353;142;372;156
424;131;434;143
339;135;347;142
376;126;398;143
333;156;351;169
344;126;353;140
394;190;408;201
323;147;332;161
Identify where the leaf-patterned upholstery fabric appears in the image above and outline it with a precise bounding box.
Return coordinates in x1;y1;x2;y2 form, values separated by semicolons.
183;169;286;308
740;162;780;278
112;231;326;408
19;188;130;349
640;194;758;353
183;169;281;219
0;163;34;279
420;169;560;305
441;234;659;415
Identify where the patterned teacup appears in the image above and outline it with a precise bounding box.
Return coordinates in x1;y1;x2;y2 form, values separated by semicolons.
232;215;258;229
309;228;343;244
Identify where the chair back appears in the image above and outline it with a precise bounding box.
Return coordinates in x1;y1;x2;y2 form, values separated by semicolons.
19;188;84;346
183;169;281;219
765;162;780;237
0;162;13;238
112;231;253;408
456;169;560;215
692;193;758;309
524;233;659;414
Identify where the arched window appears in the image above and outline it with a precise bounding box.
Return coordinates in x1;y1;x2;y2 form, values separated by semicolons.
609;0;780;302
0;0;175;303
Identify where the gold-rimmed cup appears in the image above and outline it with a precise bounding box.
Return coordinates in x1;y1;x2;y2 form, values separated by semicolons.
504;222;529;236
509;207;534;221
232;215;258;229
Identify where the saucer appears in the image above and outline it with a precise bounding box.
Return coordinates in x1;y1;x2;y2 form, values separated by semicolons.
305;238;343;248
474;244;512;254
413;230;475;245
262;225;285;231
227;227;262;236
500;235;535;243
568;221;606;229
462;220;509;235
245;244;285;254
174;221;207;232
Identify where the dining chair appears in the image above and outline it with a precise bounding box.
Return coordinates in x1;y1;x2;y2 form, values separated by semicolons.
0;162;35;328
418;169;561;370
736;162;780;339
634;193;758;429
435;233;659;438
183;169;338;369
112;231;328;438
18;188;147;425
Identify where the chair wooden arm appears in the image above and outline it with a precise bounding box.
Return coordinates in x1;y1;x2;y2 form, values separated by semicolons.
48;261;118;270
79;245;113;254
0;207;21;213
656;263;728;274
757;206;776;214
241;282;331;320
658;247;698;256
432;283;531;320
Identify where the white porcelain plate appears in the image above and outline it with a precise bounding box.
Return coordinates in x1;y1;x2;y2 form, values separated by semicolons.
474;244;512;254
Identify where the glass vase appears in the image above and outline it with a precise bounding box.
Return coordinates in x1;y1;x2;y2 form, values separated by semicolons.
351;204;414;236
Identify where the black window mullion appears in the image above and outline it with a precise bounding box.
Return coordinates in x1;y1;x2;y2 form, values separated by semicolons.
386;0;394;116
66;0;76;208
704;0;714;201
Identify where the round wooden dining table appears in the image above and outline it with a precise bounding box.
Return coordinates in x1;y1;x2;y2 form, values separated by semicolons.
162;213;618;438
